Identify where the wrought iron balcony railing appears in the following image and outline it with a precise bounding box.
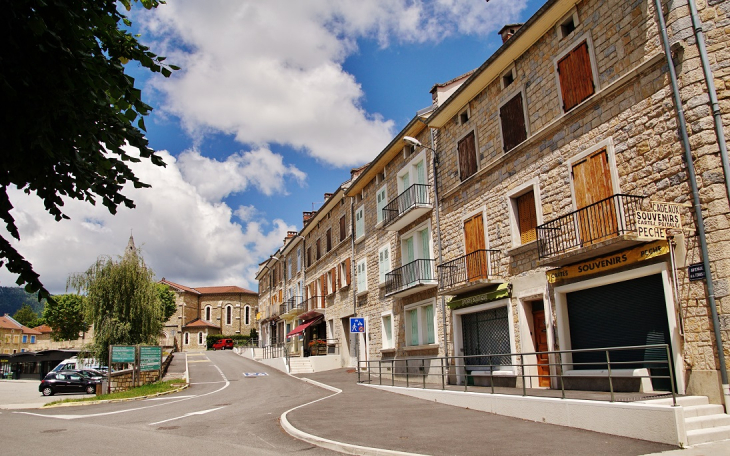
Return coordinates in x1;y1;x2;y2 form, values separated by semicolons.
537;194;645;259
304;295;325;312
382;184;431;226
438;249;501;290
385;259;437;296
281;296;303;315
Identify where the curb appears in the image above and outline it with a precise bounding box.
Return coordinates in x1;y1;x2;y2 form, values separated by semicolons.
280;373;428;456
42;382;190;408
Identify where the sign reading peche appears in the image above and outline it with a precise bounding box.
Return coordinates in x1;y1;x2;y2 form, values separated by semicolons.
636;201;683;240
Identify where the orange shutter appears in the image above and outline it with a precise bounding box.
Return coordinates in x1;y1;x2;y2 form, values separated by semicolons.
517;191;537;244
345;258;352;285
558;41;595;112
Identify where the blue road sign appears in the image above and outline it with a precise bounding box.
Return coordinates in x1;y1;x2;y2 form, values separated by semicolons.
350;317;365;333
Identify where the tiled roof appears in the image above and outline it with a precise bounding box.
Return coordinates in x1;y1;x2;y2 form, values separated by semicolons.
184;318;220;329
159;279;256;296
33;324;53;334
0;314;42;335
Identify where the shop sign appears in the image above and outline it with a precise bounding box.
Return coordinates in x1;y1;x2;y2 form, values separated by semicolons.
635;201;683;240
688;262;706;281
547;240;669;284
447;283;510;310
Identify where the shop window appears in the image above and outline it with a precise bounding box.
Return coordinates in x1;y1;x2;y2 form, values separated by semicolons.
405;301;436;346
557;40;595;112
500;91;528;152
457;131;478;181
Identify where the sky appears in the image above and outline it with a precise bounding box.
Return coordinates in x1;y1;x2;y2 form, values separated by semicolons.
1;0;545;295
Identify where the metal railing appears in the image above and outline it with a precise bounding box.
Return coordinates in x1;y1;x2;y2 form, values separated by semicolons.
304;295;325;311
280;296;304;315
306;338;340;357
537;194;645;259
385;259;437;296
262;342;288;360
358;344;676;405
382;184;431;226
438;249;501;290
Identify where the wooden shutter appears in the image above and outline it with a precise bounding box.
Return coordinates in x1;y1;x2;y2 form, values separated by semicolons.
336;263;341;289
339;215;346;241
572;148;617;244
464;214;487;280
500;92;527;152
458;131;477;181
558;41;595;112
330;268;336;293
345;257;352;285
517;191;538;244
326;229;332;251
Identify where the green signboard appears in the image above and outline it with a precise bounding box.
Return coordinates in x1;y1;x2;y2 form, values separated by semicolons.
111;345;136;363
139;346;162;371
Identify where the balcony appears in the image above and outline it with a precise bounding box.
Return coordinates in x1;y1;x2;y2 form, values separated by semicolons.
298;295;325;321
385;259;437;298
437;249;502;295
382;184;432;231
537;194;646;266
281;296;304;319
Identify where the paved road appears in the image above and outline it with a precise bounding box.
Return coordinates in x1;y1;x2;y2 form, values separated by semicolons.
0;380;90;409
0;352;340;455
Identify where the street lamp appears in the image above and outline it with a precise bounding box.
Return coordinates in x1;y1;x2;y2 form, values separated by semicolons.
403;136;423;148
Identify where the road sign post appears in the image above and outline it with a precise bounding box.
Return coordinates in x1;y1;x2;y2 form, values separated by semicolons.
350;317;365;333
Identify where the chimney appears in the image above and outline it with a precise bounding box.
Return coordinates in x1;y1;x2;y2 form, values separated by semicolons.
498;23;523;43
303;211;315;225
324;193;334;201
284;231;297;243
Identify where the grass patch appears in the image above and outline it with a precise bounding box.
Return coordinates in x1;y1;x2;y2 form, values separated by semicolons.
44;379;186;406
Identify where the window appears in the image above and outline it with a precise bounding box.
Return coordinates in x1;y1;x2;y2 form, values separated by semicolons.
22;335;27;344
287;257;292;278
500;91;528;152
405;301;436;346
339;215;347;242
459;106;470;125
244;306;250;325
356;258;368;295
226;305;233;325
508;181;541;247
355;206;365;240
339;258;351;289
501;66;516;90
316;238;321;261
378;244;391;284
397;151;428;194
30;335;36;344
184;333;190;345
326;269;335;295
403;143;416;159
297;248;302;272
382;313;394;349
376;185;388;224
401;225;433;283
557;10;579;40
198;332;204;345
557;39;595;112
307;247;312;267
326;228;332;252
205;306;212;321
13;335;19;344
457;131;478;181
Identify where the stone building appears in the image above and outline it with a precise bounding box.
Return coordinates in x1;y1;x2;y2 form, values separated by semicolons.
425;0;730;403
159;279;257;351
0;314;42;354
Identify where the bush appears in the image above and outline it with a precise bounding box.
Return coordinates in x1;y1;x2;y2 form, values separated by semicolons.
206;334;250;349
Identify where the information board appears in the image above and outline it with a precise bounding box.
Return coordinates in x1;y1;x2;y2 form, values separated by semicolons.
111;345;136;363
139;346;162;371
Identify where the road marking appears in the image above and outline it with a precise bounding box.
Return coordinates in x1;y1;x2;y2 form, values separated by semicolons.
243;372;268;377
149;406;226;425
189;381;227;385
145;395;195;401
188;360;211;363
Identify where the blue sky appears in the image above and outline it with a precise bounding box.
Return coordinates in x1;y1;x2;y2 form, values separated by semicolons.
1;0;544;294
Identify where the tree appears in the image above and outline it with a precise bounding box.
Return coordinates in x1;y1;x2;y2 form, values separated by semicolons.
44;294;89;341
68;248;163;363
12;303;40;328
1;0;178;300
156;283;177;322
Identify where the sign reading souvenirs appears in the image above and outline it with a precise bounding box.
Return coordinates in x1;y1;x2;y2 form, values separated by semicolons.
139;345;162;371
350;317;365;333
635;201;683;240
547;240;669;283
688;262;706;282
111;345;136;363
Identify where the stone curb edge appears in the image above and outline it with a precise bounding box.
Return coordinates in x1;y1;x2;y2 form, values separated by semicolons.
42;382;190;408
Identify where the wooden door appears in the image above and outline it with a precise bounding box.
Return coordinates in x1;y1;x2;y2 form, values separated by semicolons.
464;214;487;281
532;308;550;387
572;148;616;245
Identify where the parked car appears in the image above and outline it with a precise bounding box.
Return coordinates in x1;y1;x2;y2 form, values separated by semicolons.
39;370;101;396
51;357;105;373
211;338;234;350
75;369;106;380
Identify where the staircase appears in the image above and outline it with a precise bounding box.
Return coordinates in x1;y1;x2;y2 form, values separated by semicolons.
289;358;314;375
642;396;730;445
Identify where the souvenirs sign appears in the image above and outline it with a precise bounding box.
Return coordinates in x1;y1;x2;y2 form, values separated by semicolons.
547;240;669;284
636;201;683;240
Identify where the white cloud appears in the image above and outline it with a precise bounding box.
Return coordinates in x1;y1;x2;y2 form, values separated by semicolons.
0;148;296;294
176;147;306;201
138;0;526;167
234;205;261;223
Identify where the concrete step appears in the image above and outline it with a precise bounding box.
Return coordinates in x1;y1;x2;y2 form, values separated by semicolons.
289;359;314;374
685;414;730;431
686;425;730;446
683;404;726;418
640;396;709;407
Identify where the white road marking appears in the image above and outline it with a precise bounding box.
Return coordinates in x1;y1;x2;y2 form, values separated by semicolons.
149;406;226;425
189;381;227;385
144;395;195;401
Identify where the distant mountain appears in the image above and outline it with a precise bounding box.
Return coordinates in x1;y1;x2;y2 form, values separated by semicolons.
0;287;45;317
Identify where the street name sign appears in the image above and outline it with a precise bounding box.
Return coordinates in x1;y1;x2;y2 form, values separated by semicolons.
140;346;162;371
111;345;136;363
350;317;365;333
688;262;706;281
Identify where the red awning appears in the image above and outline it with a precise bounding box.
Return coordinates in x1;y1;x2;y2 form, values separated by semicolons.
286;316;323;338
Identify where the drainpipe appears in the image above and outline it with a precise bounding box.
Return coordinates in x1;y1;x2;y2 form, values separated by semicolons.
687;0;730;208
430;128;449;363
653;0;729;402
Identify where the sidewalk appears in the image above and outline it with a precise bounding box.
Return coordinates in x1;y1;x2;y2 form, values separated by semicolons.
162;351;187;382
285;369;729;456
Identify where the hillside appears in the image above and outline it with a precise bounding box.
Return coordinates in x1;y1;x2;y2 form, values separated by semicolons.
0;287;45;317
